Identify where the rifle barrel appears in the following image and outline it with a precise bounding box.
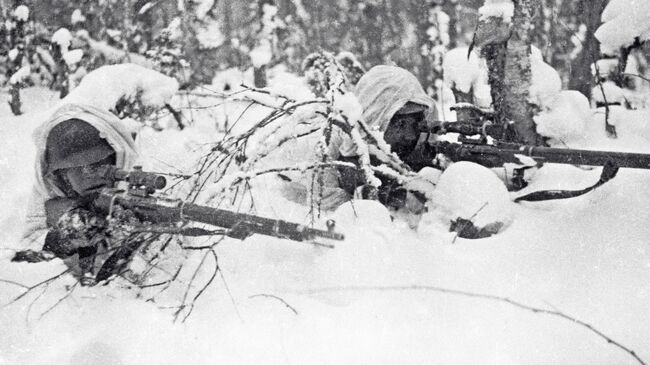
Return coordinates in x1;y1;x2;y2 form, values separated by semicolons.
503;144;650;169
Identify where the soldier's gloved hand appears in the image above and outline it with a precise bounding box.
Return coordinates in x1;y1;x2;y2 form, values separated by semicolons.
43;207;107;257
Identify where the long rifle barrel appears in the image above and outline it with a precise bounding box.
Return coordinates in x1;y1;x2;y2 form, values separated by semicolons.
435;141;650;169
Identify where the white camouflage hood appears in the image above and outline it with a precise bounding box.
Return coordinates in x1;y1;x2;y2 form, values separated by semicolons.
354;65;435;132
32;103;138;198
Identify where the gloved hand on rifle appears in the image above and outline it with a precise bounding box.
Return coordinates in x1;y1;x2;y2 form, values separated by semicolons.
43;206;109;285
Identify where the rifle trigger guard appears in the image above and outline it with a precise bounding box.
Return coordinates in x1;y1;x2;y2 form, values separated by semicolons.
107;191;124;218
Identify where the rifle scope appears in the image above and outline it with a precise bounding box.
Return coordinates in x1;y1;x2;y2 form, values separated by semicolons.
86;165;167;192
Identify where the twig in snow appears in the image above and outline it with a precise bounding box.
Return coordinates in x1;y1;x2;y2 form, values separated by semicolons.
38;281;80;320
451;202;489;244
298;285;647;365
249;294;299;315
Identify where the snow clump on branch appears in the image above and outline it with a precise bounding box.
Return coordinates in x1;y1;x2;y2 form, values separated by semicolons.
9;65;30;85
595;0;650;54
52;28;73;53
13;5;29;22
478;0;514;23
63;63;179;112
71;9;86;24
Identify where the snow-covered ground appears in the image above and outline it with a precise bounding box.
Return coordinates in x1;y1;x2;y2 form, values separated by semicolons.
1;69;649;364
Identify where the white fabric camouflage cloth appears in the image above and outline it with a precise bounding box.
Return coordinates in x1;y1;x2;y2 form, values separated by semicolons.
22;103;138;248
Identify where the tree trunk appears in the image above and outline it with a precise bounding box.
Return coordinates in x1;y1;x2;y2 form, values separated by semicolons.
482;0;540;145
502;0;540;145
568;0;607;99
9;83;22;116
254;65;267;88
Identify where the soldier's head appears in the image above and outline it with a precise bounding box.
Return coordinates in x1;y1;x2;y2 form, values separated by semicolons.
384;102;428;160
46;119;116;197
354;65;434;160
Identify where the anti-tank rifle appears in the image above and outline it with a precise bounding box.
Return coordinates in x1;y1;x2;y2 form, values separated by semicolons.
416;120;650;201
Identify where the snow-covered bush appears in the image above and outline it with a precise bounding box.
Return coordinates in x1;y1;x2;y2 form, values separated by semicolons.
145;18;190;82
429;161;513;239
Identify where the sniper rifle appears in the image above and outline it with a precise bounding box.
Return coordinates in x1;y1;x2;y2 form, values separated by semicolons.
90;165;345;242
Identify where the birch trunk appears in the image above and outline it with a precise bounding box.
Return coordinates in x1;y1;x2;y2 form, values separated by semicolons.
501;0;540;145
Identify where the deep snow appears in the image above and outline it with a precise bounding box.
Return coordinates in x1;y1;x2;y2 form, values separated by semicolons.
1;68;649;365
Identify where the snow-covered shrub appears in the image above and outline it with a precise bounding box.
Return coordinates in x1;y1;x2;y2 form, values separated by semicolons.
335;52;366;86
429;161;512;239
145;18;190;82
302;52;349;98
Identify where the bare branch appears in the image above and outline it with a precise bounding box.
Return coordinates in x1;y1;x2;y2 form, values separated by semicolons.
298;285;647;365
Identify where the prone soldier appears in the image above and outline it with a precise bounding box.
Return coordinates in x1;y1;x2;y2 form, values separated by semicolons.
17;103;139;284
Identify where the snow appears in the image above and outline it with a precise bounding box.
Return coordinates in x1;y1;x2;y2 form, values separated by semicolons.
63;49;84;66
595;0;650;54
250;41;273;68
196;21;224;49
591;81;627;106
442;47;483;94
51;28;73;52
13;5;29;21
8;48;19;61
194;0;215;19
591;58;618;79
478;0;514;23
210;67;248;92
106;29;122;41
529;46;562;108
442;47;492;110
473;83;492;108
333;91;363;124
534;90;592;146
429;161;513;229
9;65;31;85
71;9;86;24
1;69;650;365
64;63;179;111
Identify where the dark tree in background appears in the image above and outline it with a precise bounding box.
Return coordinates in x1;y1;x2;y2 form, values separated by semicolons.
0;0;648;106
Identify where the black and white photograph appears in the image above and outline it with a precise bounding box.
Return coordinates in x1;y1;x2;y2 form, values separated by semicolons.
0;0;649;363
